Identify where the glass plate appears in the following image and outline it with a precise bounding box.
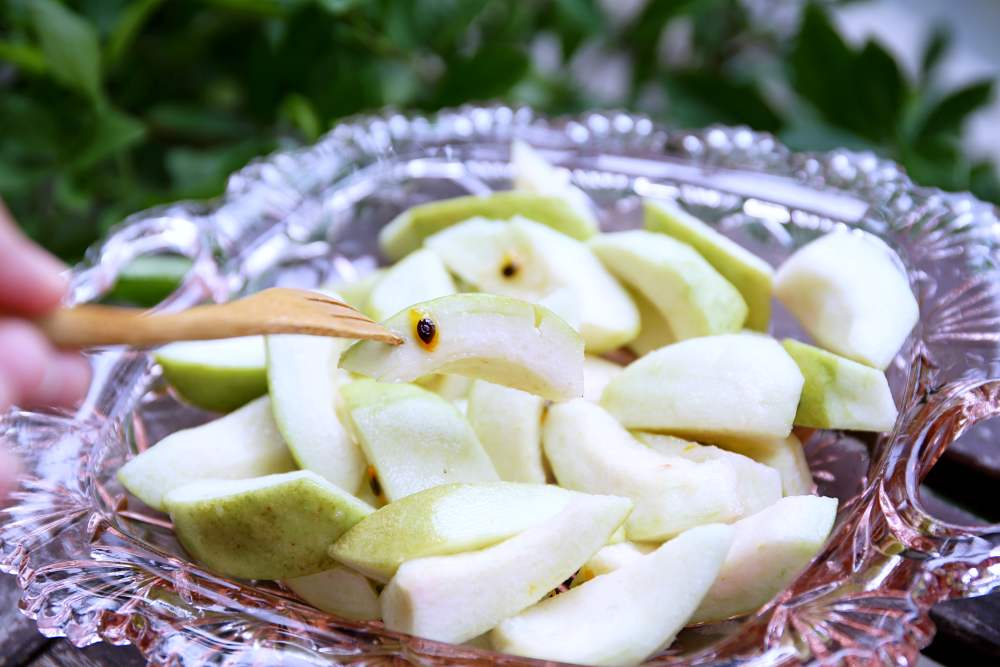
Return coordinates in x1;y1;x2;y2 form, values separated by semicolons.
2;105;1000;666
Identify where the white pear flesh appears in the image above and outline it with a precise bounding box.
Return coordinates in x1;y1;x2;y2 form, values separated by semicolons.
379;492;632;643
379;191;599;261
627;288;675;356
774;230;918;369
645;199;774;331
339;293;584;401
365;248;456;322
467;380;546;483
510;140;596;225
589;230;748;340
575;542;655;585
692;495;837;623
738;435;814;496
582;355;623;402
491;523;734;666
782;338;898;432
415;373;474;400
164;471;374;580
155;336;267;412
543;400;780;541
285;564;380;621
330;482;573;582
266;333;366;493
635;433;784;510
425;217;639;352
340;379;498;501
601;333;804;441
329;269;384;313
117;396;295;511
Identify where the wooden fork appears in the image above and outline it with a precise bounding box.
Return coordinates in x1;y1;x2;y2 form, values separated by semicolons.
36;288;403;348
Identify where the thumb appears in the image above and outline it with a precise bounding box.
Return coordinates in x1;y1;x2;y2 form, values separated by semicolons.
0;200;68;316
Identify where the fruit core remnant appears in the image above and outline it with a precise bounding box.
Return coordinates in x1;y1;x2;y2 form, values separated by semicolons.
409;309;439;351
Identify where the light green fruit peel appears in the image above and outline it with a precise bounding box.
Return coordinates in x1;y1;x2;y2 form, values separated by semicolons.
330;482;573;582
379;191;599;261
165;470;374;580
155;336;268;413
782;338;898;432
644;200;774;331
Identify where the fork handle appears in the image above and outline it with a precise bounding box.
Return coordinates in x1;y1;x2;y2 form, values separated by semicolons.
35;304;260;348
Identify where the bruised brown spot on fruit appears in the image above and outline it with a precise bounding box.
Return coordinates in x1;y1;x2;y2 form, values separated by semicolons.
408;308;439;351
367;465;385;504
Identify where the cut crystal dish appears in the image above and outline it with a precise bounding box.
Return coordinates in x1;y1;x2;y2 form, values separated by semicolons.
2;105;999;666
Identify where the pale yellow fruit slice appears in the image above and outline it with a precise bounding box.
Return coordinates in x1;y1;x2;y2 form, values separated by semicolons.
155;336;267;412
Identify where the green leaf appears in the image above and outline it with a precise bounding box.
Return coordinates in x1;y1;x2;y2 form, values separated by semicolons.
625;0;700;92
918;79;994;139
29;0;104;105
316;0;364;14
280;93;321;141
0;39;47;74
852;40;906;141
72;108;146;170
434;45;530;107
970;161;1000;205
552;0;605;59
106;0;165;66
920;25;951;83
663;71;783;132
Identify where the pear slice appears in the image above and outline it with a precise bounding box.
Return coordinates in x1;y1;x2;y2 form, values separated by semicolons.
575;541;655;586
117;396;295;511
467;380;546;483
645;200;774;331
340;379;498;501
425;217;639;353
339;293;584;401
635;433;784;508
510;140;596;225
536;287;581;332
379;191;599;261
491;523;734;666
543;400;780;541
414;374;473;400
365;248;456;322
601;333;804;441
155;336;267;412
379;492;632;643
774;231;919;369
696;433;814;497
693;495;837;623
582;355;623;403
330;482;573;582
589;230;747;340
266;333;367;493
330;269;384;312
628;288;675;356
285;564;380;621
165;470;374;579
782;338;898;432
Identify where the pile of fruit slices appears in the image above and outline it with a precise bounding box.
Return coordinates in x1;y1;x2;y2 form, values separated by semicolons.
119;142;919;666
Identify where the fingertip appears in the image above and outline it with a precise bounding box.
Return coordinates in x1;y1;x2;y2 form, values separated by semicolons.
27;352;91;410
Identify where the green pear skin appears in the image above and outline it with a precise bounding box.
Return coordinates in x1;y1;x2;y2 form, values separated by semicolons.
379;191;599;261
117;396;295;511
379;492;632;643
491;523;734;666
330;482;573;582
782;338;898;432
589;230;747;340
155;336;268;413
340;293;584;401
165;470;374;580
644;199;774;331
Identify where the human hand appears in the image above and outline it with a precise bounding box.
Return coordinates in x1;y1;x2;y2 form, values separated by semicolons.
0;200;92;495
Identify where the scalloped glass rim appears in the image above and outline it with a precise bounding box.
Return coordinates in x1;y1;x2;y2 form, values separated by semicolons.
2;105;1000;666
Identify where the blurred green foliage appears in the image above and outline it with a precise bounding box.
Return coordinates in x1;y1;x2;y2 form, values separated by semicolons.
1;0;996;261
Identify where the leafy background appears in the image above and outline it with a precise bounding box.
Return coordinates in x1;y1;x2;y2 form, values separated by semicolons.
1;0;996;262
